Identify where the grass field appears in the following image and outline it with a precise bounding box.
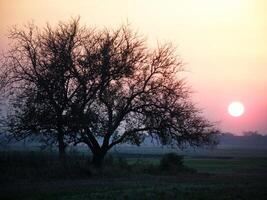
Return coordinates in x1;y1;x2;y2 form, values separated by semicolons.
1;149;267;200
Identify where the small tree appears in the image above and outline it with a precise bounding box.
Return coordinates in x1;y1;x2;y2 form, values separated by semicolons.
3;19;218;166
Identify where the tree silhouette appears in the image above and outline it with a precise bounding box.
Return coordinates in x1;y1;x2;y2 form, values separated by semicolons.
3;18;218;166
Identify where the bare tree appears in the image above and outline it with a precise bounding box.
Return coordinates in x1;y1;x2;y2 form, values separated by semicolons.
3;19;218;166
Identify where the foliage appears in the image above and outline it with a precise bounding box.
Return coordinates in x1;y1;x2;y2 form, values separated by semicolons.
2;18;218;165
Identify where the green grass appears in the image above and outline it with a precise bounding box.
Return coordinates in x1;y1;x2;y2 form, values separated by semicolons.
184;157;267;173
3;177;267;200
126;155;267;174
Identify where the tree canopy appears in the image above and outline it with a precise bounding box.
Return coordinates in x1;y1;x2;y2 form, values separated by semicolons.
2;18;218;165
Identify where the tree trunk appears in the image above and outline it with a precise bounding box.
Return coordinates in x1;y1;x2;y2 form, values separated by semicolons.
57;131;66;162
91;150;107;167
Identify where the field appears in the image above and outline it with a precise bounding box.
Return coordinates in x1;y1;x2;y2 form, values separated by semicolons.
1;148;267;200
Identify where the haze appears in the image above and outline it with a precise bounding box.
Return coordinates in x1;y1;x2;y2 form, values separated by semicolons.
0;0;266;134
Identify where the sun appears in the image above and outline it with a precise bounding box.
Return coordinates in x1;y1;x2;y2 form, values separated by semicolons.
228;101;245;117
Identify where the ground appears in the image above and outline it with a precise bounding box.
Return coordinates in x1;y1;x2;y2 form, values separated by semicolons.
1;148;267;200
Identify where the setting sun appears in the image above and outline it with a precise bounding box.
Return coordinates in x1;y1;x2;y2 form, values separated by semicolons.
228;101;245;117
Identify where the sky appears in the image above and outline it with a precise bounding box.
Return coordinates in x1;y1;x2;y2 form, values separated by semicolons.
0;0;266;135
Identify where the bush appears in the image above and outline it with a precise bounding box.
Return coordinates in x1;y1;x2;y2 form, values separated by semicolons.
88;156;133;177
159;153;185;173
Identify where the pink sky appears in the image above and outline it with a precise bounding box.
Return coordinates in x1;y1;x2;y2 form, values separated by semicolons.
1;0;267;135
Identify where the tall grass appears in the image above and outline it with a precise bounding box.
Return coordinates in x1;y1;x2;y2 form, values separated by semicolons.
0;151;92;182
0;151;195;183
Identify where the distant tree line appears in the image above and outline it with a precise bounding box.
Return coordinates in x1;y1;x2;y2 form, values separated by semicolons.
0;18;218;166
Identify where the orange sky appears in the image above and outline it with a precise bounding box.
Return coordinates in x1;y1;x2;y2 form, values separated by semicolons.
1;0;267;134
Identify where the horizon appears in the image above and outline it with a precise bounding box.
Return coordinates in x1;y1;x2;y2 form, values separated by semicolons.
1;0;266;135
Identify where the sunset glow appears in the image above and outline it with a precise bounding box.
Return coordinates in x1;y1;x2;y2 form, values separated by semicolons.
0;0;266;134
1;1;267;199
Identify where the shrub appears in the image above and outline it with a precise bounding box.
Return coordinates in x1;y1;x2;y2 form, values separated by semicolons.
159;153;184;173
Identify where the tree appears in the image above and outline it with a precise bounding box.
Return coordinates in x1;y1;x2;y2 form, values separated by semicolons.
63;23;219;166
243;131;260;136
3;19;218;166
